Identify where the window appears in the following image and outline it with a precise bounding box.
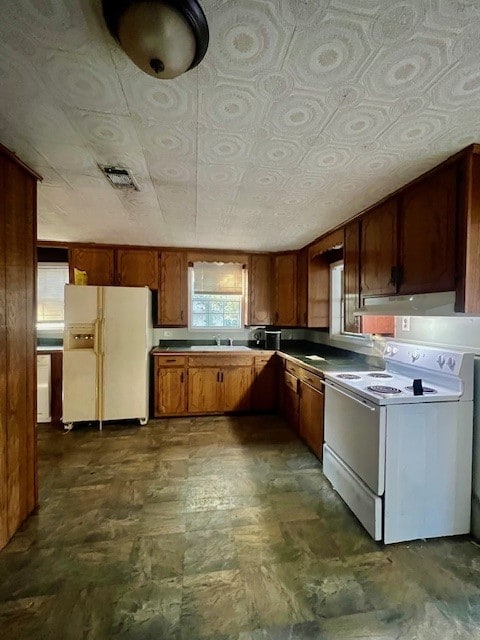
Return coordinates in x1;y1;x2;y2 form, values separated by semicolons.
189;262;245;330
330;261;363;339
37;263;69;329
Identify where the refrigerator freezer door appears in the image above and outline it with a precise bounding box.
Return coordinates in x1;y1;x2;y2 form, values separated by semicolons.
63;350;98;422
101;287;149;422
64;285;98;324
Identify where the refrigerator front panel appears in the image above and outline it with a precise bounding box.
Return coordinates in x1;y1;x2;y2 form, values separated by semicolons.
63;350;97;422
64;285;99;325
101;287;149;421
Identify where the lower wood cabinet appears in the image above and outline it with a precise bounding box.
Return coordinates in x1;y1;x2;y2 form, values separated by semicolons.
154;353;257;416
223;367;253;412
278;356;325;459
281;371;299;431
299;379;324;460
154;356;187;416
251;355;278;412
188;366;253;413
188;367;224;413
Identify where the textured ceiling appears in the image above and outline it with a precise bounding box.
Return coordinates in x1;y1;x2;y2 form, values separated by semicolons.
1;0;480;251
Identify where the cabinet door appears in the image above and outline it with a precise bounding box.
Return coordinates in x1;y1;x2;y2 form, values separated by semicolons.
155;366;187;416
307;255;329;328
252;363;277;412
69;247;115;286
361;199;398;296
188;368;221;413
274;253;298;326
223;367;252;412
299;381;324;460
281;371;299;431
159;251;188;326
344;221;360;333
399;164;456;294
297;248;308;327
248;254;273;325
116;249;159;288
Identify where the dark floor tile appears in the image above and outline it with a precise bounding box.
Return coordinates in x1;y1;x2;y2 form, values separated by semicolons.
3;415;480;640
113;577;182;640
131;533;186;580
181;569;253;639
184;528;238;575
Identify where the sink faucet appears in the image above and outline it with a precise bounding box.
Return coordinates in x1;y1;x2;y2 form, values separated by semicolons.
215;335;221;346
228;337;233;346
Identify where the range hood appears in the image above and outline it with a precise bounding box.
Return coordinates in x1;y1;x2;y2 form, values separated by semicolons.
354;291;458;317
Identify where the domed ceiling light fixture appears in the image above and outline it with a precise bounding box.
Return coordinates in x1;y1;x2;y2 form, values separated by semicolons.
102;0;209;79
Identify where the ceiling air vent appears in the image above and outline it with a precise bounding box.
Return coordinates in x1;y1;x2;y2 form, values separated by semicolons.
101;166;139;191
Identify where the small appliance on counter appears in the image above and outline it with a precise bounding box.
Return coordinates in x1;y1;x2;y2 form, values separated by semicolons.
265;330;281;350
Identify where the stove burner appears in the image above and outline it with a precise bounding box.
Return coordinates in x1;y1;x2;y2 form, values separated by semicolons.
405;385;437;394
367;385;402;395
337;374;361;380
368;372;393;379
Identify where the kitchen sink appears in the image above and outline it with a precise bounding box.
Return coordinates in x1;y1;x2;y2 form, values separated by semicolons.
188;345;251;351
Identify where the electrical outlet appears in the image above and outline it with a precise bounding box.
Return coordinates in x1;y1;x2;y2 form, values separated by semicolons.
163;330;172;337
401;316;410;332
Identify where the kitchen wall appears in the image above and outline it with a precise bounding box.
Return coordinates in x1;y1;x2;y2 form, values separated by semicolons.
303;328;386;358
152;326;300;345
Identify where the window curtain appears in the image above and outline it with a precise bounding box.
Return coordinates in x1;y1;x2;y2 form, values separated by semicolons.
37;263;69;322
193;262;244;295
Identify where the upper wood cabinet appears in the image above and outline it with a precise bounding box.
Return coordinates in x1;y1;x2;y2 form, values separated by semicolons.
398;164;456;294
158;251;188;327
69;247;159;288
360;198;398;297
116;249;159;288
248;254;273;326
344;221;360;333
274;253;298;326
358;165;457;300
297;248;308;327
307;229;343;328
460;150;480;313
69;247;115;286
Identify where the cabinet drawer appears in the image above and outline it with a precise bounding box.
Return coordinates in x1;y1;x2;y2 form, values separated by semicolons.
285;360;303;379
155;355;187;367
301;370;324;392
188;355;253;368
284;370;298;394
254;354;275;366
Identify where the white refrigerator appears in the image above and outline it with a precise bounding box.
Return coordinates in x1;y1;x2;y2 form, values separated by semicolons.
62;285;152;430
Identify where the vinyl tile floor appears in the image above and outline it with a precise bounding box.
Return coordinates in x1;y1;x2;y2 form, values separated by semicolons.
1;415;480;639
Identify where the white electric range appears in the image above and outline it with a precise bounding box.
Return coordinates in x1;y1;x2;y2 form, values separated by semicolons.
322;341;474;544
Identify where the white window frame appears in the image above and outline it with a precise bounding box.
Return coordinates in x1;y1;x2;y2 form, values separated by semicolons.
188;266;246;331
329;261;369;344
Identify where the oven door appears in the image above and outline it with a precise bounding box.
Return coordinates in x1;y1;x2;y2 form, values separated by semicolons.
323;380;386;495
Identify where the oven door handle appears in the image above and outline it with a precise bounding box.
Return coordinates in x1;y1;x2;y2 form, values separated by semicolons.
324;380;377;412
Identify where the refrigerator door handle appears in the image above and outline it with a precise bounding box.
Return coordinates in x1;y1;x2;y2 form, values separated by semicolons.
93;319;100;355
100;317;106;356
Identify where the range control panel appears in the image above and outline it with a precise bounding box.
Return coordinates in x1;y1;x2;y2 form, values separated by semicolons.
383;342;465;375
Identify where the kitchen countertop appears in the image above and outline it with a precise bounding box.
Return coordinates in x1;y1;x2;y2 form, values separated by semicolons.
37;346;63;352
152;341;383;376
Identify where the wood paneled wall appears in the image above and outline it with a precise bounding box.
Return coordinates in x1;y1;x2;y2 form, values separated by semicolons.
0;145;39;550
